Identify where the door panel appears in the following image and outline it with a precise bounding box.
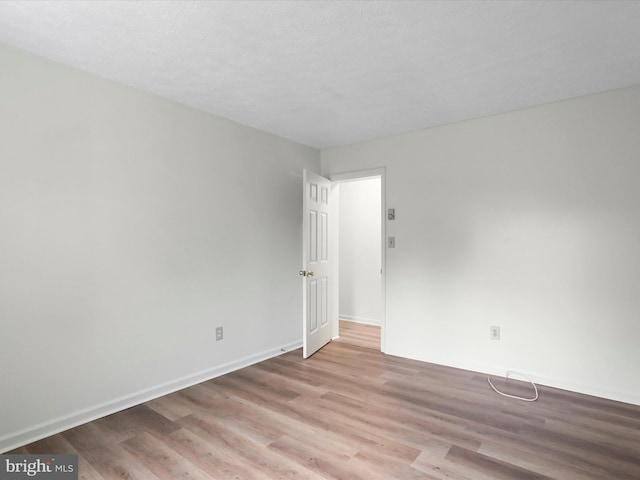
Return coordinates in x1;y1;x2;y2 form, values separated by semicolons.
302;170;333;358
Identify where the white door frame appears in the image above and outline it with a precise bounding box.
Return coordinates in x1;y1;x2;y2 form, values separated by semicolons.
329;167;386;353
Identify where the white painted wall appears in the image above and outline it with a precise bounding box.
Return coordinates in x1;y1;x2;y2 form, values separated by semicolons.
322;85;640;405
338;178;381;325
0;43;319;451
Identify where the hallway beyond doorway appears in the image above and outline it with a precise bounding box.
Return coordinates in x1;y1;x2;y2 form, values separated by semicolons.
335;320;380;350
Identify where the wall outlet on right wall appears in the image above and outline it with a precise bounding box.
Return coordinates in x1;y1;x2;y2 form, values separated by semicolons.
490;325;500;340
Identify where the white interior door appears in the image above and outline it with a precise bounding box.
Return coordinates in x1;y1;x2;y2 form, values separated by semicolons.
301;170;334;358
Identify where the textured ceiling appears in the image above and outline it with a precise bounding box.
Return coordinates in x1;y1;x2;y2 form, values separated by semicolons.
1;1;640;149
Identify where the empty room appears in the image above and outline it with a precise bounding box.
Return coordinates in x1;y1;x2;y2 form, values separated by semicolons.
1;1;639;479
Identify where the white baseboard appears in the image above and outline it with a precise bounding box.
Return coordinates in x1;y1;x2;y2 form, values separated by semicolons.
383;347;640;407
0;340;302;454
339;315;381;326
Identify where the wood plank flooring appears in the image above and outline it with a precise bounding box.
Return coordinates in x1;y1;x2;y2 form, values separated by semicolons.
335;319;381;350
10;323;640;479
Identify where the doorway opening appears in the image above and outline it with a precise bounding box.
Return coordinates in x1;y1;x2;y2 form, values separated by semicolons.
330;170;385;352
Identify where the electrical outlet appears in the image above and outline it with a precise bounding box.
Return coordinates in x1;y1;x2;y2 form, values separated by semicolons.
216;326;223;341
490;325;500;340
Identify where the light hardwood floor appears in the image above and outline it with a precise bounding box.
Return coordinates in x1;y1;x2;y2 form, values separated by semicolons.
10;323;640;479
335;319;381;350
